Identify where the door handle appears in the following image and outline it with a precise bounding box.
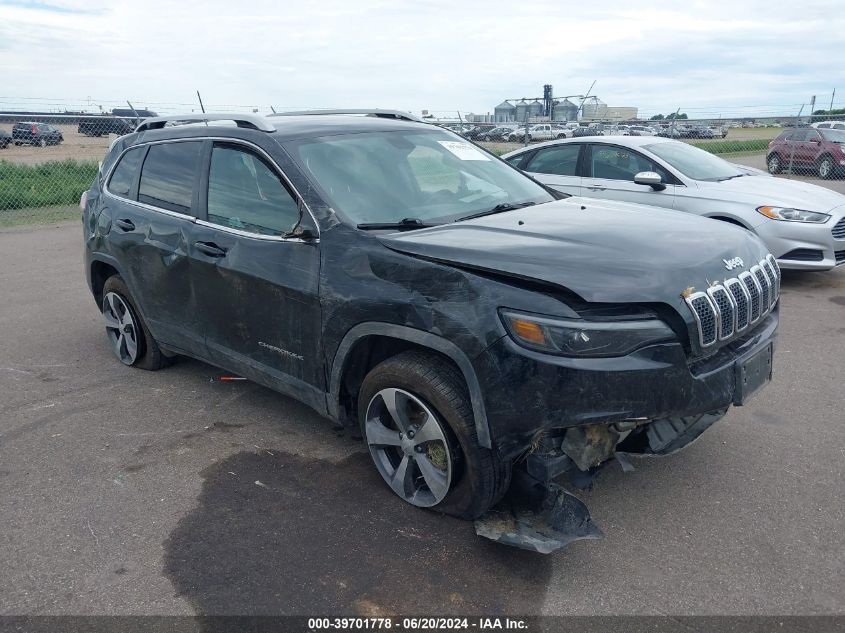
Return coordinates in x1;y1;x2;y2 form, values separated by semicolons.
586;185;606;191
194;241;227;258
115;218;135;232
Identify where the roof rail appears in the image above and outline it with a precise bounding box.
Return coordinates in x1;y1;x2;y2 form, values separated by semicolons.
135;113;276;133
271;109;424;123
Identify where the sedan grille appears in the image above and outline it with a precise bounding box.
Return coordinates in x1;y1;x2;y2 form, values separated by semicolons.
833;217;845;240
685;256;779;349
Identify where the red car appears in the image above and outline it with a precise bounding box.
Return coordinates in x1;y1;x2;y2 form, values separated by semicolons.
766;127;845;179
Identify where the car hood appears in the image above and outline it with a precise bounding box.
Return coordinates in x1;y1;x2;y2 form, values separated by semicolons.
379;197;769;309
695;174;845;213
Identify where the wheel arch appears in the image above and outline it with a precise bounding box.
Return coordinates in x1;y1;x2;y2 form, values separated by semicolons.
89;257;122;306
706;214;751;229
329;323;492;448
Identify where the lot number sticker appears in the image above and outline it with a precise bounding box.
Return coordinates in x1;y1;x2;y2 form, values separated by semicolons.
437;141;490;161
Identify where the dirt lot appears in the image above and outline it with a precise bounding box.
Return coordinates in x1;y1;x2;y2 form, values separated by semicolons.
0;123;111;165
1;207;844;617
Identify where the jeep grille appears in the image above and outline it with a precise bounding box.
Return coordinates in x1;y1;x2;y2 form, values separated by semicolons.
685;256;779;349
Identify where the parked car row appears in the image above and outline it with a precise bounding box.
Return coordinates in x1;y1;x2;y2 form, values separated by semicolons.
81;110;786;551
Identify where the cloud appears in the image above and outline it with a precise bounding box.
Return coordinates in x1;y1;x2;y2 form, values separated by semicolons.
0;0;842;117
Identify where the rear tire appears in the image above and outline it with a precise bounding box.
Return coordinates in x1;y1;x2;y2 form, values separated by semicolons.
817;155;835;180
767;153;782;174
101;276;172;371
38;138;47;148
358;350;511;520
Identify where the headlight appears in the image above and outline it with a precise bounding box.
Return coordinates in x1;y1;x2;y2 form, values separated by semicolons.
500;309;676;357
756;206;830;223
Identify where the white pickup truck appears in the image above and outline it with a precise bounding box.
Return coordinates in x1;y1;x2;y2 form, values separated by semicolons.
506;124;572;142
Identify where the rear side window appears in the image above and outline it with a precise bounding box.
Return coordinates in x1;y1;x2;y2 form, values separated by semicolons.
108;147;145;197
206;144;300;236
138;141;203;213
524;144;581;176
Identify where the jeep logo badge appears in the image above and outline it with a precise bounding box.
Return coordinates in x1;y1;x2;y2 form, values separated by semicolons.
723;257;744;270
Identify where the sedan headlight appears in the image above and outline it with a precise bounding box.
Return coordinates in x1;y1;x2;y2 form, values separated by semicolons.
756;206;830;223
500;309;676;358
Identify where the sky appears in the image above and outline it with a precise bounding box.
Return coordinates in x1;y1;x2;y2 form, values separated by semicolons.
0;0;843;119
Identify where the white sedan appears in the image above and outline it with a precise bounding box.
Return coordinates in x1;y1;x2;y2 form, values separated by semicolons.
502;136;845;270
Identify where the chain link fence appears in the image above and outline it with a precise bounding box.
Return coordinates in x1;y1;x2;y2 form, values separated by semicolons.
2;100;843;227
0;113;128;227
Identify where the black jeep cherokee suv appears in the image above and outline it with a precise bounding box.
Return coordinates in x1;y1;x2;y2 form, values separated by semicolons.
81;112;778;537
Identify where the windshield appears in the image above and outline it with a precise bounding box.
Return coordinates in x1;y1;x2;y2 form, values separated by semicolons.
643;141;743;181
286;130;554;225
820;129;845;143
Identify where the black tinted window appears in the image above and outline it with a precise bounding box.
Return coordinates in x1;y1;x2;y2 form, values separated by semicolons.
525;144;581;176
207;144;300;236
138;141;202;213
108;147;145;197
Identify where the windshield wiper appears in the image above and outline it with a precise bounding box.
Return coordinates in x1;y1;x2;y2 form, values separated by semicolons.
454;201;537;223
357;218;439;231
717;174;745;181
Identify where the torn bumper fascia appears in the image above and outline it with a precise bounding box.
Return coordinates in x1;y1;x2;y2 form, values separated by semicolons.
473;312;778;459
475;472;603;554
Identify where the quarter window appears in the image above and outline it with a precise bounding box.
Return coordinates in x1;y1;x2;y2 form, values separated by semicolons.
524;145;581;176
206;144;300;236
138;141;203;213
108;147;145;197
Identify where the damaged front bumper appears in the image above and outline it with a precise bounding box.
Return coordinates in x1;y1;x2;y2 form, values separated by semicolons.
472;312;777;553
474;311;778;459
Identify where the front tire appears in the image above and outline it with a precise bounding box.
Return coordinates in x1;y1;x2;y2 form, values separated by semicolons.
101;276;172;371
358;351;511;519
817;155;835;180
767;153;782;174
38;138;47;148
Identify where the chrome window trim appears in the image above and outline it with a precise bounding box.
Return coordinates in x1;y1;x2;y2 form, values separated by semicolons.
707;284;736;340
102;136;320;243
725;277;751;332
685;291;717;348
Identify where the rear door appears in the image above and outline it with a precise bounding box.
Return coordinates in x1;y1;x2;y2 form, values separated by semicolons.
103;140;206;356
581;143;677;209
521;143;584;196
188;140;323;405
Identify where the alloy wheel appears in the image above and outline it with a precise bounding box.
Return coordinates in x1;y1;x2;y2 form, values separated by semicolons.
364;388;453;507
768;156;780;173
819;159;832;178
102;292;139;365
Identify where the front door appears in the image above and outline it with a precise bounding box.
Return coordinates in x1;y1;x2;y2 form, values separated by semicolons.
188;141;324;407
580;143;677;210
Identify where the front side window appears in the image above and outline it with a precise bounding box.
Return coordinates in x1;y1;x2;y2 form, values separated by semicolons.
286;130;554;225
138;141;203;213
206;144;300;236
589;145;672;182
524;144;581;176
108;146;145;197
